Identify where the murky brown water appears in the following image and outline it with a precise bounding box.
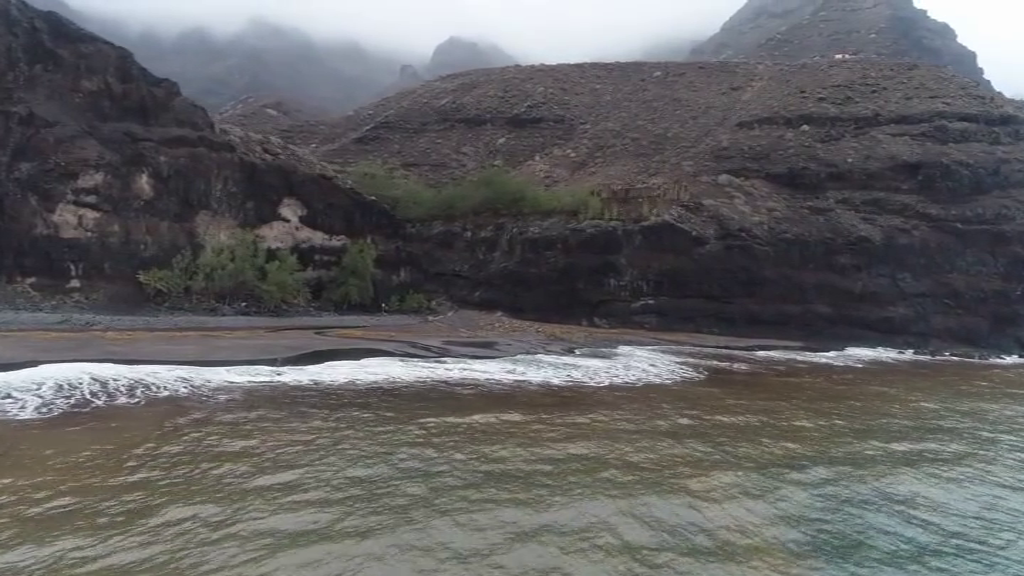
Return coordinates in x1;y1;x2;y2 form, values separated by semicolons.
2;348;1024;575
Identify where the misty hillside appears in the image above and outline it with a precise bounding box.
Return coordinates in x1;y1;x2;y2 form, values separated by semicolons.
23;0;522;114
126;21;407;115
639;39;701;61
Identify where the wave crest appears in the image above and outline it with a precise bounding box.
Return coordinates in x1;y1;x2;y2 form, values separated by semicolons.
0;347;698;420
2;346;1021;420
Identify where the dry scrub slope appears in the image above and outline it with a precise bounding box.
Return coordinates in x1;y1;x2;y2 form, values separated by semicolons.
314;60;1024;351
319;61;1019;191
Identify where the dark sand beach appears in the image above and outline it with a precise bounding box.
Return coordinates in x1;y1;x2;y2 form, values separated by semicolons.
0;310;812;370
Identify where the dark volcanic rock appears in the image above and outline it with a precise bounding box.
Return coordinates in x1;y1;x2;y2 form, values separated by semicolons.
690;0;993;90
23;0;70;13
0;0;395;292
321;61;1024;351
689;0;820;61
426;36;518;78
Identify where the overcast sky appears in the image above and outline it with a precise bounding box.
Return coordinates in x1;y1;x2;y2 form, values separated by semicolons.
71;0;1023;95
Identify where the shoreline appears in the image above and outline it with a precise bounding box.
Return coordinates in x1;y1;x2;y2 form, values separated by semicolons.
0;310;817;372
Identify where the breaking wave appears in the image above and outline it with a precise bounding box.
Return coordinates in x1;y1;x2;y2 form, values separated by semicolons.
1;346;1021;420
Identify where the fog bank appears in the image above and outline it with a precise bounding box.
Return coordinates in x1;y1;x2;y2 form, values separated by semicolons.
65;0;1024;94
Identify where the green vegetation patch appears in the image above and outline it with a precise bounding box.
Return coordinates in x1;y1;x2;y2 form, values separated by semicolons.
386;291;434;314
349;162;602;221
137;231;309;311
323;239;377;309
137;233;384;312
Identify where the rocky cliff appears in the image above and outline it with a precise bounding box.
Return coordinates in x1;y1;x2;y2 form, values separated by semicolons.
0;0;394;294
318;61;1024;350
690;0;993;90
9;0;1024;351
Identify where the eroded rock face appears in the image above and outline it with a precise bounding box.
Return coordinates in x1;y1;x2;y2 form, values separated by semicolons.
0;0;395;292
690;0;992;90
325;61;1024;350
690;0;816;61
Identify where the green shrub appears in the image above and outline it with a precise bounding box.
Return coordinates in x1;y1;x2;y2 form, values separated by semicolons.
348;162;603;221
137;232;308;310
386;291;433;314
137;250;195;299
189;232;266;304
258;251;310;309
349;162;440;220
324;240;377;309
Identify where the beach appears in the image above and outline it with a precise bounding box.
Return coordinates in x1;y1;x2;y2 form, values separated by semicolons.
0;309;813;370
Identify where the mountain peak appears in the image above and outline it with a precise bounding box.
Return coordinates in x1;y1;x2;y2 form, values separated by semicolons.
690;0;992;90
426;35;518;78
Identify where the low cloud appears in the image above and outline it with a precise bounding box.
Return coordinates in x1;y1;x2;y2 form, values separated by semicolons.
67;0;1024;93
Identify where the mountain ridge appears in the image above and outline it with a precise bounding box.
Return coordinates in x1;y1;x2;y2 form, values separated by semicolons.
689;0;993;90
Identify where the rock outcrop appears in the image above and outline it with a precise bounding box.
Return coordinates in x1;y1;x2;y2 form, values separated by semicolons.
426;36;518;78
372;64;428;101
320;61;1024;350
690;0;993;90
0;0;394;293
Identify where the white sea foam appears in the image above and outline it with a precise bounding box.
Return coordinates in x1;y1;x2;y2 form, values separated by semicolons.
748;347;1024;367
1;346;1022;420
0;347;698;420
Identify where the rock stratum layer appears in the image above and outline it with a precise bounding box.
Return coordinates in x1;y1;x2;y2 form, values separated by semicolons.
0;0;394;293
318;61;1024;350
690;0;993;90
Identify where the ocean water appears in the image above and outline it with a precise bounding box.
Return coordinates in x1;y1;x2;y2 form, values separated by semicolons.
1;346;1023;575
